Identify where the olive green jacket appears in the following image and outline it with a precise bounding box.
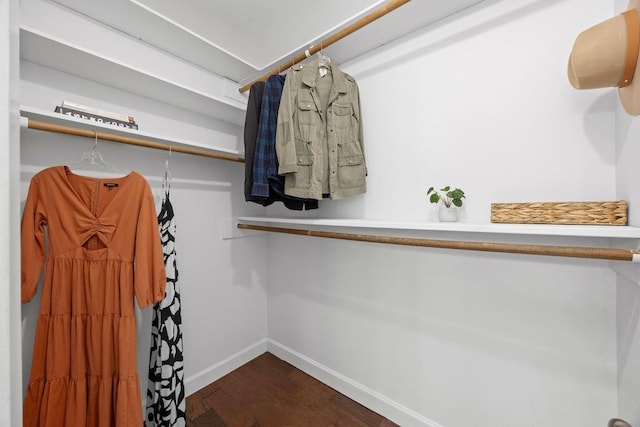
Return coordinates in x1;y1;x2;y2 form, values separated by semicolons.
276;59;366;200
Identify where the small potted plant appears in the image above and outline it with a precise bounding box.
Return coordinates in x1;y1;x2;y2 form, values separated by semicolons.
427;186;465;222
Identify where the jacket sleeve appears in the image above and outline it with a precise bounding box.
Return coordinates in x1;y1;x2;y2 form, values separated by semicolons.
352;80;367;176
244;81;265;202
21;176;47;303
251;83;273;197
133;184;166;308
276;71;299;175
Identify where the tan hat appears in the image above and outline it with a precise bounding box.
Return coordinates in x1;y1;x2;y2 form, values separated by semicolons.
608;418;632;427
568;0;640;115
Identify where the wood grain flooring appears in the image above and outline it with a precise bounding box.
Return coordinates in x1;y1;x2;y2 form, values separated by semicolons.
186;352;399;426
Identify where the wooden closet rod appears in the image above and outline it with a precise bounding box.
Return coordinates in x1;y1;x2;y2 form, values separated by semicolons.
238;0;412;93
237;223;640;262
24;118;245;163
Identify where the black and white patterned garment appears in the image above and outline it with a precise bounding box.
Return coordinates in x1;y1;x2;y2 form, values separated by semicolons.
145;190;186;427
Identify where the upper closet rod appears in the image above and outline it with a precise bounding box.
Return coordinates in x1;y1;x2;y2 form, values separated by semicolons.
238;0;412;93
237;223;640;262
22;118;245;163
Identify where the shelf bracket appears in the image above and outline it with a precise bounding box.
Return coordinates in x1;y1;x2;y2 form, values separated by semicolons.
222;219;264;240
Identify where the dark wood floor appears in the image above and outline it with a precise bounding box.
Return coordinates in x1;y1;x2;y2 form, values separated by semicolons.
186;352;399;426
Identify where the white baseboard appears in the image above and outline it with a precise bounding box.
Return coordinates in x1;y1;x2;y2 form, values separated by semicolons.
267;339;443;427
184;338;268;396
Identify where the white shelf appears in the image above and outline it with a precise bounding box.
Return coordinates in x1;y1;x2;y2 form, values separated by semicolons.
236;216;640;239
20;106;244;160
20;27;247;126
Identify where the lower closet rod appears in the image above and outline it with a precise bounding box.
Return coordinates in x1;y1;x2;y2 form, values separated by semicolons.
237;223;640;262
22;118;245;163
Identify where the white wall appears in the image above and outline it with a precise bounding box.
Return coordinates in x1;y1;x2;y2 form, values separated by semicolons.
614;1;640;424
325;0;617;222
1;0;22;425
266;0;623;426
615;275;640;424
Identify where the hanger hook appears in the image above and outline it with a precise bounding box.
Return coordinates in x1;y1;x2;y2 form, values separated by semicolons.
92;131;98;151
163;146;172;196
165;145;172;170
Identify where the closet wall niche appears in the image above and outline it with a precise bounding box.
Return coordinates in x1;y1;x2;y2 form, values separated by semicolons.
15;0;640;426
18;0;268;417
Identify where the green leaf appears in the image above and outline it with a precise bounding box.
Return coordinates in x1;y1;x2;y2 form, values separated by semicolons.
449;189;464;199
428;186;465;207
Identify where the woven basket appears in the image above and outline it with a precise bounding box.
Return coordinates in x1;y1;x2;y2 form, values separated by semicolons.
490;201;628;225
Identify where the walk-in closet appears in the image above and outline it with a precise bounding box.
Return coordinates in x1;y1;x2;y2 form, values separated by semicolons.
2;0;640;426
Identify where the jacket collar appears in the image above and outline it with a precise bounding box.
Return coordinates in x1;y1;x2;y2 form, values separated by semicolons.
300;58;348;94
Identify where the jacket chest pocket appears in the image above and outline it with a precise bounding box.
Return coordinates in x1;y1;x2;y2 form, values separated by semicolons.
297;100;318;125
330;103;353;129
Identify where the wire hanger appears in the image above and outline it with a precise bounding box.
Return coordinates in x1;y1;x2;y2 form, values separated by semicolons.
317;41;331;78
67;131;130;178
162;145;172;199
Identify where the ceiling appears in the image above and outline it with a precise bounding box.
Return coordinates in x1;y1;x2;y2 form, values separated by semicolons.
50;0;484;86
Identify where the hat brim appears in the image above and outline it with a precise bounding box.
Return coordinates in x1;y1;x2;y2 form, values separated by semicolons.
619;0;640;115
607;418;632;427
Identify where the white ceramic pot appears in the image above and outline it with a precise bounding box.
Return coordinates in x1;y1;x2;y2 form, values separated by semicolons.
438;205;459;222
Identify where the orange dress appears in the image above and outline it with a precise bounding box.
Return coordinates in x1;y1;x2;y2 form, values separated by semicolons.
21;166;166;427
